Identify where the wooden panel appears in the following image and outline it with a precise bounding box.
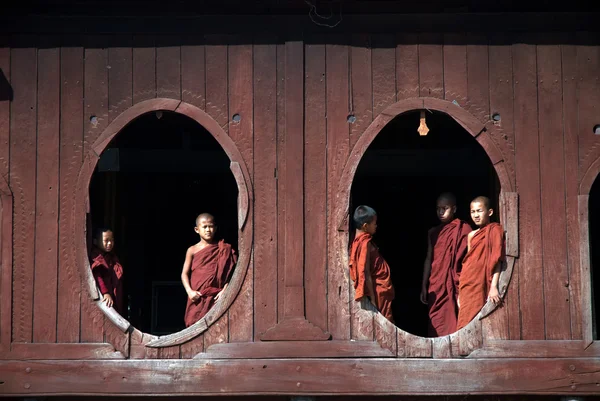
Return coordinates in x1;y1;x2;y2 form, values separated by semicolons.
0;38;10;351
10;43;37;343
469;340;592;359
108;35;133;123
227;39;253;342
578;195;593;345
538;42;571;340
489;34;515;150
577;34;600;176
418;33;443;98
398;330;432;358
304;41;327;332
81;36;108;342
562;41;582;340
396;34;419;100
253;39;277;338
349;34;372;147
466;33;490;122
0;38;9;178
132;35;156;104
442;33;467;102
371;34;396;117
513;41;544;340
276;42;285;323
32;40;60;343
181;37;206;110
203;314;228;350
57;45;83;343
6;343;124;360
179;334;204;359
205;35;229;130
373;314;397;356
326;39;351;340
156;36;181;99
158;346;181;359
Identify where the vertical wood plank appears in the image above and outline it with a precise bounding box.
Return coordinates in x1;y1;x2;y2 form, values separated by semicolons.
253;39;278;337
418;33;443;99
57;45;83;343
538;42;571;339
0;37;9;178
579;196;593;345
156;36;181;100
181;37;206;110
562;41;581;340
205;35;229;131
513;41;544;340
466;34;490;122
443;33;467;102
396;34;419;100
132;35;156;104
371;34;396;117
10;41;37;343
0;36;10;349
276;42;286;323
326;39;351;339
304;41;328;332
108;35;133;123
489;34;515;148
81;36;109;342
180;334;204;359
349;35;372;148
33;40;60;343
203;315;228;350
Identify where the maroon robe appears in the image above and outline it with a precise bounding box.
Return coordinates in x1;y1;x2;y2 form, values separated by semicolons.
184;240;237;327
90;246;124;315
427;218;471;336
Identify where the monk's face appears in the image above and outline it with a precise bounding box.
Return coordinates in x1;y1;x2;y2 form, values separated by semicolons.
97;231;114;253
362;215;377;235
436;198;456;224
470;201;493;227
195;217;217;242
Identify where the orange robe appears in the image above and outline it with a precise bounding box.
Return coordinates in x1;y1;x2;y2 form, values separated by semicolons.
456;222;505;330
349;232;395;323
184;240;237;327
427;218;471;337
90;246;124;315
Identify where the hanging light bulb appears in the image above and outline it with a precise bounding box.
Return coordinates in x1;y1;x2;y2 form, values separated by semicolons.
418;110;429;136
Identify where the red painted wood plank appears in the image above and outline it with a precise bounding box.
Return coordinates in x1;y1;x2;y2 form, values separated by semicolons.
158;345;181;359
203;314;228;350
562;41;581;340
10;42;37;343
108;35;133;123
466;34;490;122
132;35;156;104
0;38;9;179
443;33;467;102
33;40;60;343
513;41;544;340
205;35;229;131
81;36;109;343
181;37;206;110
304;41;327;332
418;33;443;99
156;36;181;100
326;39;351;340
7;342;125;359
275;42;285;323
372;34;396;117
349;34;372;148
252;39;277;338
179;334;204;359
57;45;83;343
0;37;10;351
537;42;571;340
396;34;419;100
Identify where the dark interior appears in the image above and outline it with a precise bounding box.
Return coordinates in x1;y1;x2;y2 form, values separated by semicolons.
590;178;600;340
89;111;238;335
350;110;500;337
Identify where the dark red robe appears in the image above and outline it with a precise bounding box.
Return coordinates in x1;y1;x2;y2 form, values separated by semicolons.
457;222;505;330
90;246;124;315
349;232;395;323
427;218;471;337
184;240;237;327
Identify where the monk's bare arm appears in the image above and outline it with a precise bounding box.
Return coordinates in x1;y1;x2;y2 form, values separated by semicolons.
364;243;378;309
181;247;201;301
420;231;433;304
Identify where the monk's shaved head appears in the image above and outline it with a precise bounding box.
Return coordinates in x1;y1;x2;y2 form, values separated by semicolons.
437;192;457;206
471;196;491;209
196;213;216;226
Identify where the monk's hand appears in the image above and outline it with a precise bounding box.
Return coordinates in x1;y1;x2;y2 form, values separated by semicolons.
188;291;202;302
102;293;114;308
420;287;428;305
488;287;500;304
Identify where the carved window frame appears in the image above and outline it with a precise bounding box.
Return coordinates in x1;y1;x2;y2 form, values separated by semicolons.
72;98;253;348
334;97;519;357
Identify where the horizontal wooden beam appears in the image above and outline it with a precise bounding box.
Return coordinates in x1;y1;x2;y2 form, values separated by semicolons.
1;357;600;395
2;343;125;360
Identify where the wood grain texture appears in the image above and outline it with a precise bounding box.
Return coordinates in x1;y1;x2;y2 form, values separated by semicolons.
132;35;156;104
371;34;396;117
156;37;181;99
349;34;372;148
418;33;443;98
181;37;206;110
396;34;419;100
108;35;133;123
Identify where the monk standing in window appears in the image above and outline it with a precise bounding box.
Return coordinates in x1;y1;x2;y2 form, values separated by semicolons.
456;196;504;330
420;192;471;337
349;205;395;323
90;228;125;315
182;213;237;327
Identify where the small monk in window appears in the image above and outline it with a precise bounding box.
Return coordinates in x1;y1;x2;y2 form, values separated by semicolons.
420;192;471;337
90;227;124;315
456;196;504;330
349;205;395;323
181;213;237;327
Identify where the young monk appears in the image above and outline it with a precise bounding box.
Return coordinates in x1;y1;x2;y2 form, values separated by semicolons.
182;213;237;327
456;196;505;330
90;227;125;315
349;205;395;323
420;192;471;337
